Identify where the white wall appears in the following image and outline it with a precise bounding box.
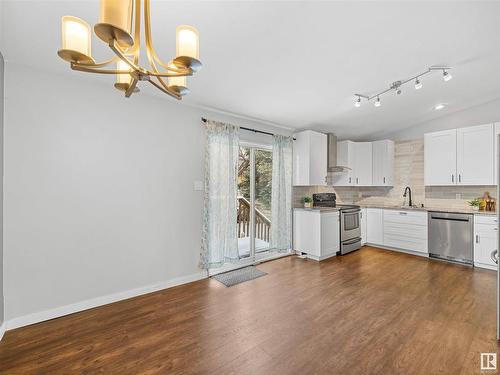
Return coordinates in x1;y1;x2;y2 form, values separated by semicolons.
3;63;290;323
380;97;500;140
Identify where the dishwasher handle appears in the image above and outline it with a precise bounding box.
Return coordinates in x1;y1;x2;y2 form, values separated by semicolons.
430;214;471;222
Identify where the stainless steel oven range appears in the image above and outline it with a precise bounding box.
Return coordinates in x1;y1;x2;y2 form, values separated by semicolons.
312;193;362;255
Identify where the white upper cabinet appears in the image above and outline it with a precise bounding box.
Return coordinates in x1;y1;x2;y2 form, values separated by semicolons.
456;124;494;185
424;124;495;186
293;130;327;186
372;140;394;186
353;142;373;186
333;140;392;187
424;129;457;186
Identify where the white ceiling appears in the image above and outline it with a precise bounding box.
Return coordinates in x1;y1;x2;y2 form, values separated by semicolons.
3;1;500;139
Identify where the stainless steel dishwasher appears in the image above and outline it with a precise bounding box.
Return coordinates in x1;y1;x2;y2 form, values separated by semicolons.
428;211;473;264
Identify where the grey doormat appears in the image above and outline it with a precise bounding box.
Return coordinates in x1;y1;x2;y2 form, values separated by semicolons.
212;266;267;287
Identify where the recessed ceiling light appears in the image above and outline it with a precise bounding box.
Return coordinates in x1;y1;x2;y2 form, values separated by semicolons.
434;103;446;110
414;78;422;90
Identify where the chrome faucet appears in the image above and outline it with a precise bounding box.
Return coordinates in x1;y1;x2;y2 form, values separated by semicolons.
403;186;413;207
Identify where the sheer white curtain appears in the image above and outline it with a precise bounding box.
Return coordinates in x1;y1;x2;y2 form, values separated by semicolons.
270;134;293;252
200;120;240;269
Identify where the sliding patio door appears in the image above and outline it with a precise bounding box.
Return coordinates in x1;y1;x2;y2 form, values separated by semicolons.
237;144;274;262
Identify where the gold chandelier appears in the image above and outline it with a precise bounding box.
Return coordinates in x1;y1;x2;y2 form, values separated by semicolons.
57;0;201;99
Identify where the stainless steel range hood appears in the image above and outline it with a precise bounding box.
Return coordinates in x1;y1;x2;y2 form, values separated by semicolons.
327;133;351;173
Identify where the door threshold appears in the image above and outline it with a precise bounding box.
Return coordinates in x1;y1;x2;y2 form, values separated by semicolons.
208;252;291;276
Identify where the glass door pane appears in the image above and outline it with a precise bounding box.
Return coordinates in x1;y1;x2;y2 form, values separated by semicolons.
237;146;252;259
254;149;272;255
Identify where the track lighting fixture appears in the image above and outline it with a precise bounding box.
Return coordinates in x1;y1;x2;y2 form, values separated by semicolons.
353;66;452;109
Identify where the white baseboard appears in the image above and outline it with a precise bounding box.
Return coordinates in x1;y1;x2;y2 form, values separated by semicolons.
367;243;429;258
5;271;207;331
0;321;5;341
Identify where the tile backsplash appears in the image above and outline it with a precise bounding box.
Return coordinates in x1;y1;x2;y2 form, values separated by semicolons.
293;138;496;210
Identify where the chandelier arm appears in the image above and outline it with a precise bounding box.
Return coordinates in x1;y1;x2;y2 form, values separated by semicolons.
109;39;141;72
143;0;192;75
71;63;132;75
146;70;192;78
146;77;182;100
132;0;141;65
73;56;121;68
125;78;139;98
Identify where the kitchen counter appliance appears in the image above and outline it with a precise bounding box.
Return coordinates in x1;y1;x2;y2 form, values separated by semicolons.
312;193;361;255
428;211;473;264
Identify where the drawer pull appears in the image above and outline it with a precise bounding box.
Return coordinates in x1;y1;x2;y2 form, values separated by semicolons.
399;212;408;215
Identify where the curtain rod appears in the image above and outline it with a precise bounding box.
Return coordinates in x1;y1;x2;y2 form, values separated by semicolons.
201;118;295;140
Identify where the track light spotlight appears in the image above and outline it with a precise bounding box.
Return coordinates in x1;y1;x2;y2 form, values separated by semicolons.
415;78;422;90
374;97;381;107
354;97;361;108
396;88;402;95
443;70;452;82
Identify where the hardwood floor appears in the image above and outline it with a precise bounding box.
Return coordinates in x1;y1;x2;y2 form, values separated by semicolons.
0;246;498;374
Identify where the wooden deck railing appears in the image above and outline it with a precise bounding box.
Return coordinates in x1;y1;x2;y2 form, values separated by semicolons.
237;196;271;242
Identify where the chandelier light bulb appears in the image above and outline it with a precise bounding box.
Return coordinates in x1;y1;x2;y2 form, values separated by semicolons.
415;78;422;90
58;16;94;64
354;97;361;108
443;70;452;82
374;97;381;107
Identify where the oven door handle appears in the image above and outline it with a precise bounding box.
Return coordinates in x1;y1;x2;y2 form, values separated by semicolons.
342;209;361;214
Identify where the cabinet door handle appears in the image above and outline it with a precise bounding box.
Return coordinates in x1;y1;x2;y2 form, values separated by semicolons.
399;212;407;215
458;174;461;183
452;174;454;183
476;234;479;243
383;177;386;184
349;177;351;184
356;177;359;184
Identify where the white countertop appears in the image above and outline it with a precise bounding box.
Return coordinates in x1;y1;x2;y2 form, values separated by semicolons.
359;204;497;216
293;205;497;216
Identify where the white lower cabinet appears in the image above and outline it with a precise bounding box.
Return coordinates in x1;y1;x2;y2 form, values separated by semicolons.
360;208;367;245
474;216;498;270
383;210;428;254
366;208;383;245
293;209;340;261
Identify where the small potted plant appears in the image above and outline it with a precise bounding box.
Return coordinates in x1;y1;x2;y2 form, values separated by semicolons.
302;196;313;208
467;198;481;212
